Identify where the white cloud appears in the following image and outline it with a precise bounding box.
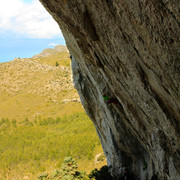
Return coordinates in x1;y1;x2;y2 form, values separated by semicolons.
48;43;59;47
0;0;63;39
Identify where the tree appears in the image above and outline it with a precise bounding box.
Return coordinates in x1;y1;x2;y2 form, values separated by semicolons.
55;61;59;67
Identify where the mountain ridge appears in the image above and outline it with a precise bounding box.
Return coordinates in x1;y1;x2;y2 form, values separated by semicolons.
32;45;68;59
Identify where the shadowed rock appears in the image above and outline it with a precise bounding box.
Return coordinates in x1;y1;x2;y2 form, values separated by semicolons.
40;0;180;179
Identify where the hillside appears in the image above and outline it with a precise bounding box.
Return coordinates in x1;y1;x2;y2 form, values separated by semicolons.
0;45;83;121
0;45;106;179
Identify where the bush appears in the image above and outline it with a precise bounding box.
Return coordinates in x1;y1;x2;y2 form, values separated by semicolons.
55;61;59;67
58;157;88;179
38;157;88;180
38;172;48;179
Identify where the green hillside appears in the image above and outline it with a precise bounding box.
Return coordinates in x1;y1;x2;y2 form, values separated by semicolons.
0;46;106;180
0;113;106;179
0;45;82;121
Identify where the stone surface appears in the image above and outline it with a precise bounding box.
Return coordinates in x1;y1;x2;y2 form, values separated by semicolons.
40;0;180;179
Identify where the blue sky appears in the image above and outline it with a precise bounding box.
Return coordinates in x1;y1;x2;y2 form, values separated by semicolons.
0;0;65;62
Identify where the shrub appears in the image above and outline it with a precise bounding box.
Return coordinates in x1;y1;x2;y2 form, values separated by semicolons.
59;157;88;180
38;157;88;180
55;61;59;67
38;172;48;179
60;157;78;177
51;169;60;178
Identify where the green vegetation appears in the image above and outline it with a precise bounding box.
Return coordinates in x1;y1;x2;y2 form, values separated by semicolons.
0;113;106;179
0;46;80;121
0;46;107;179
55;61;59;67
0;112;105;179
41;156;88;180
37;157;111;180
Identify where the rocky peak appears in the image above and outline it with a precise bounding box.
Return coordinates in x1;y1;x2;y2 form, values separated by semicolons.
33;45;67;58
40;0;180;179
54;45;68;52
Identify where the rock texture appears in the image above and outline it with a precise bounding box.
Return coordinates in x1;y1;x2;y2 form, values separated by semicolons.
40;0;180;179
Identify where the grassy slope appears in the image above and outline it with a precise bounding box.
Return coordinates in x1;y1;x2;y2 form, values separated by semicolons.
0;46;82;121
0;113;106;179
0;46;106;179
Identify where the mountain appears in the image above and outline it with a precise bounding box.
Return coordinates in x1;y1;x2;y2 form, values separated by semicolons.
32;45;68;59
0;45;82;121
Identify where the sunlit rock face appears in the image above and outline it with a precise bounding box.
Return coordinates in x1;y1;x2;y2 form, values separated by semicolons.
40;0;180;179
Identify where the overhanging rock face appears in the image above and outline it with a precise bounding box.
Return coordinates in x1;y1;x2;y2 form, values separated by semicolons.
40;0;180;179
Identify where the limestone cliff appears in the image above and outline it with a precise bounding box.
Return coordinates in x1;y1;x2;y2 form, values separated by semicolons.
40;0;180;179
